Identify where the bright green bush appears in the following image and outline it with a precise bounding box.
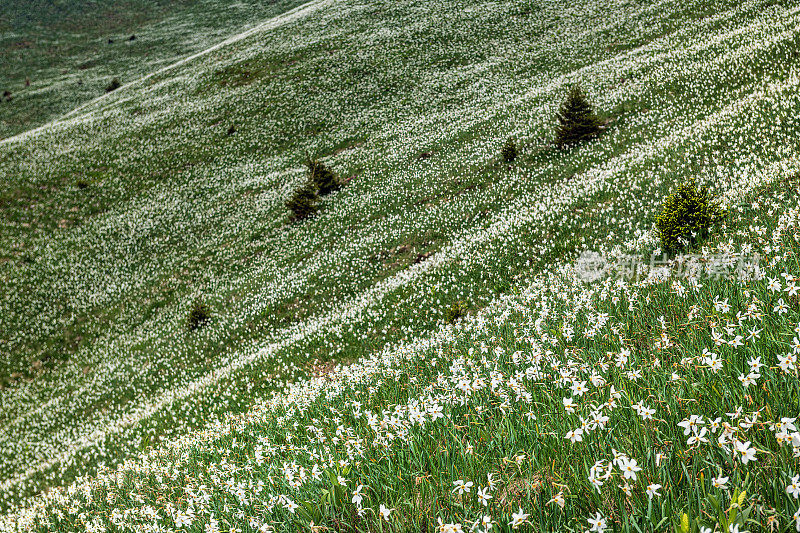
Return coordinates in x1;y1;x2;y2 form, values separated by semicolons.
655;179;724;253
445;300;468;323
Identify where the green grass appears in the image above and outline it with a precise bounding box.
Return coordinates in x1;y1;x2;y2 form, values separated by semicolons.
1;0;800;530
0;0;310;139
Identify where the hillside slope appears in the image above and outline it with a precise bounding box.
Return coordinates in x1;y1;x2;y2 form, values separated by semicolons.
2;0;800;530
0;0;309;138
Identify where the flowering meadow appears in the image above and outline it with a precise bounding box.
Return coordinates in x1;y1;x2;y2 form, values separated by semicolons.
2;0;800;530
0;0;309;138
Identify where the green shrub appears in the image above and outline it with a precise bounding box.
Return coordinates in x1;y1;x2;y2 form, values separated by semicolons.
187;299;212;331
493;280;511;295
554;85;603;147
501;138;518;162
285;181;319;222
655;179;724;253
105;78;121;93
307;158;340;196
445;300;468;323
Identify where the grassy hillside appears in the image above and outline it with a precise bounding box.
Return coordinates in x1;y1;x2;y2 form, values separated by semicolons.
2;0;800;530
0;0;309;138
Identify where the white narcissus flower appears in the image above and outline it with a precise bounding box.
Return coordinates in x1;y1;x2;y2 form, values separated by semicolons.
788;475;800;499
476;486;492;506
563;397;576;412
205;518;221;533
587;512;607;532
473;515;493;532
509;507;529;529
284;499;299;514
713;476;729;490
352;484;364;506
646;483;662;499
734;440;757;464
378;504;393;521
547;491;565;508
565;428;583;443
620;458;642;480
452;479;473;495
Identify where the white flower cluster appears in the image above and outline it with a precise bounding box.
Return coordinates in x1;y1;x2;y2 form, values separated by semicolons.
1;0;800;531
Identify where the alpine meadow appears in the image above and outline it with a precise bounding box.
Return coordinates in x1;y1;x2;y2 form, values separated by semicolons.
1;0;800;531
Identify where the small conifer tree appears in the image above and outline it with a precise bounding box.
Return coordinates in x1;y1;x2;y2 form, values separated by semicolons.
554;85;603;147
105;78;121;93
306;156;340;196
655;179;723;253
187;299;212;331
285;181;319;222
501;138;518;162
